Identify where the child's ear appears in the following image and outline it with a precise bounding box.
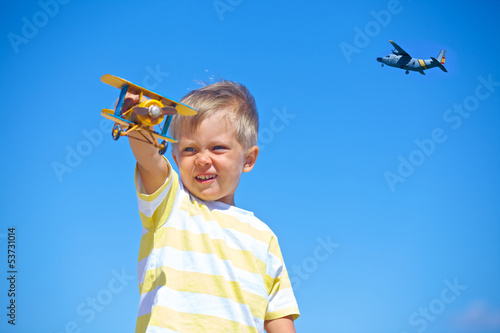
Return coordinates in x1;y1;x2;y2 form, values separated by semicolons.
243;146;259;173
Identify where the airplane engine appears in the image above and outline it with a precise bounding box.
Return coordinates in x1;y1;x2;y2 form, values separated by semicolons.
133;100;166;127
392;49;400;55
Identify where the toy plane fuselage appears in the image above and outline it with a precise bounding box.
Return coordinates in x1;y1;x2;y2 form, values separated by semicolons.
377;40;447;75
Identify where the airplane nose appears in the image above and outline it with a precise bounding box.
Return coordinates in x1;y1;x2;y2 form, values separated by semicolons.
376;57;382;62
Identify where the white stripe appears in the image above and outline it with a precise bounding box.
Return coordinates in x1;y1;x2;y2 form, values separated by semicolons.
166;210;270;262
137;246;267;298
136;173;173;218
139;286;262;329
137;255;148;284
137;285;156;317
267;287;298;313
265;251;283;279
197;199;275;234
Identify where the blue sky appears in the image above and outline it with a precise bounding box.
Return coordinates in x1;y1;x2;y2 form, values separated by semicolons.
1;0;499;332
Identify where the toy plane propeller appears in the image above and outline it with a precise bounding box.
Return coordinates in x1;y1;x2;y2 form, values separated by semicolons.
100;74;197;155
376;40;447;75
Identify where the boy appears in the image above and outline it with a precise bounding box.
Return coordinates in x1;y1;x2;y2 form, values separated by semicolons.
124;80;299;332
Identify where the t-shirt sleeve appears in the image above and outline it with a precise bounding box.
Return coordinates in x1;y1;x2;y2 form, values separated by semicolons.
265;235;300;321
135;157;179;231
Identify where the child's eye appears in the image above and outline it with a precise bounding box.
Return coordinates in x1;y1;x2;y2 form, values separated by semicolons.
213;146;227;151
183;147;195;152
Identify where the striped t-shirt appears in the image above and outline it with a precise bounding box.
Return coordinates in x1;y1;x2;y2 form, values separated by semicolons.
135;161;300;333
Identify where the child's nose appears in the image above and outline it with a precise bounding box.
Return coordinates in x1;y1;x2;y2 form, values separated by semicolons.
195;153;212;166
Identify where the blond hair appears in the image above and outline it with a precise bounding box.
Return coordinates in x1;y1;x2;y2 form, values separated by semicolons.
170;80;259;150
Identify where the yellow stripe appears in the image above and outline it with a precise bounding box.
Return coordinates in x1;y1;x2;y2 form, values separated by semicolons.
137;175;178;231
268;235;283;262
138;231;154;262
265;274;274;292
265;268;292;296
139;226;267;276
418;59;428;70
138;266;268;319
142;306;259;333
135;311;151;333
266;307;300;321
179;197;275;246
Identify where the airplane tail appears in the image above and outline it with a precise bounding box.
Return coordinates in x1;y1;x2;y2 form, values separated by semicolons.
431;49;447;72
437;49;446;64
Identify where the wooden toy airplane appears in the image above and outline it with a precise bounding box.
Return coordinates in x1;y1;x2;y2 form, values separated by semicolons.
100;74;197;155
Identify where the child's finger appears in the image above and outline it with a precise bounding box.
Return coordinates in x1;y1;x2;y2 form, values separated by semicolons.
115;91;141;114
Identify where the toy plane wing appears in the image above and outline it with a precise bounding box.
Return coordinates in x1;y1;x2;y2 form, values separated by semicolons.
389;40;411;57
101;108;134;127
101;74;197;116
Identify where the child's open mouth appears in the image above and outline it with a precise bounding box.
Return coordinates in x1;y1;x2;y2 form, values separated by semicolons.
195;174;217;183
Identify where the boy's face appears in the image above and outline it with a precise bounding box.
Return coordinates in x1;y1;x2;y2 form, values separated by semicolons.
172;114;258;206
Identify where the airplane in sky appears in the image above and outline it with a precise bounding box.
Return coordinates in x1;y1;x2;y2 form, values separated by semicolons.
377;40;447;75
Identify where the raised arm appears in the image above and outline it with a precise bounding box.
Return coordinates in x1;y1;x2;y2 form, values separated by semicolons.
121;92;169;194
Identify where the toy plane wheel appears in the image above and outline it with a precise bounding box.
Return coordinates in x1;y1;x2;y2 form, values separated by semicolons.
112;124;122;140
158;140;168;155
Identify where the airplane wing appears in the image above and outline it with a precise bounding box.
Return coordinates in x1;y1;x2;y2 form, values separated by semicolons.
389;40;411;57
101;108;134;126
101;74;198;116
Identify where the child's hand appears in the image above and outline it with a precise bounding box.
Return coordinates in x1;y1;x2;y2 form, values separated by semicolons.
115;90;142;115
